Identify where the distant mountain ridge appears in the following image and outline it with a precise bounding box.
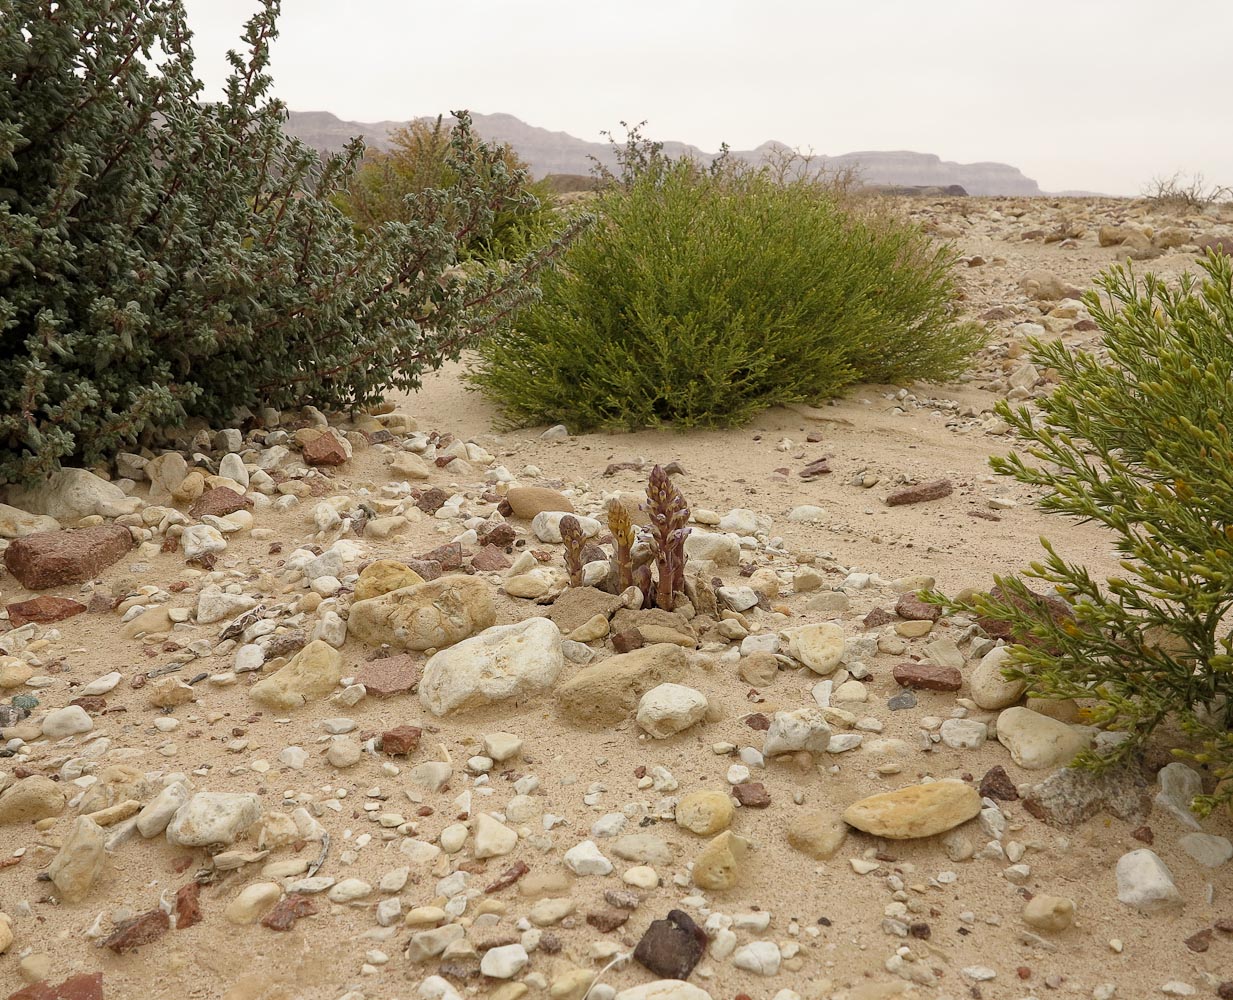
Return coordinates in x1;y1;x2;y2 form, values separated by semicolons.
285;110;1043;197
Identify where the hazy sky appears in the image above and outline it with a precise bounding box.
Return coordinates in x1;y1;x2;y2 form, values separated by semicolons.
181;1;1232;195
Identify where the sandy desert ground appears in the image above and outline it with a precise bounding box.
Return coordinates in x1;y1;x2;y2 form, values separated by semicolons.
0;196;1230;1000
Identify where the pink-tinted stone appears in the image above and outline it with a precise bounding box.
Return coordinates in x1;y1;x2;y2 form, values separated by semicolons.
354;655;421;697
5;596;87;626
189;487;252;520
3;525;132;589
302;431;349;466
893;661;962;692
885;479;953;506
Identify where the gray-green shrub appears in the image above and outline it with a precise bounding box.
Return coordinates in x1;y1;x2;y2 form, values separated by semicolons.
0;0;571;485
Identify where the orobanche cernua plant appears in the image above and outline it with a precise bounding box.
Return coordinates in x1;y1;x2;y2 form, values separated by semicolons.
558;515;587;589
945;251;1233;816
644;464;692;612
606;501;636;594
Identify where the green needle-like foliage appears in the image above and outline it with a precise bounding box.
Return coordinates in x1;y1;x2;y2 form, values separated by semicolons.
947;251;1233;816
469;133;984;429
0;0;574;485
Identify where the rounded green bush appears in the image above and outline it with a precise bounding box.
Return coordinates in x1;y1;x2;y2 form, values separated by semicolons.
469;154;985;429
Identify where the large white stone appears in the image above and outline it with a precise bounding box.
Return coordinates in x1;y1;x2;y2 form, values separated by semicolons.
182;524;226;560
684;531;741;567
6;467;138;520
969;645;1027;710
136;781;192;838
763;708;831;756
530;511;602;544
41;706;93;738
419;618;564;716
0;502;60;539
786;623;846;675
563;839;613;876
995;707;1087;769
196;585;258;625
636;683;708;738
166;791;262;847
479;943;528;979
1116;849;1182;911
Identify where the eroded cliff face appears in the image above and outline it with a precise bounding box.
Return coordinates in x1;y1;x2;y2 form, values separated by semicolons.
285;110;1041;196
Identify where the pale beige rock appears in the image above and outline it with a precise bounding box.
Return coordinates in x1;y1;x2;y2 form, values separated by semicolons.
787;622;846;675
389;452;432;480
353;559;424;602
0;775;66;825
506;486;574;519
969;645;1027;710
675;790;734;836
225;882;282;924
996;707;1088;770
48;816;107;903
556;644;688;727
842;780;981;839
148;676;196;708
0;656;34;690
786;809;848;859
119;606;174;640
692;831;748;891
250;640;343;711
1022;894;1075;932
0;503;60;539
419;618;564;716
348;575;495;651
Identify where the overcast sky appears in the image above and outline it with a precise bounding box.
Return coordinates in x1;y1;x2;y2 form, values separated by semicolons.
181;0;1232;195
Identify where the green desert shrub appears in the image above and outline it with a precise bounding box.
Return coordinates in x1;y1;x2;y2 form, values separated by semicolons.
469;136;984;429
948;251;1233;816
336;115;559;259
0;0;572;486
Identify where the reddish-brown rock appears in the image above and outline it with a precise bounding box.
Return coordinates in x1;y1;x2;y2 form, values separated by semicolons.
69;695;107;714
885;479;953;507
485;860;530;893
416;542;463;570
587;908;630;932
3;525;132;589
896;593;942;622
174;881;203;929
414;487;450;515
5;596;87;626
477;522;517;549
470;545;511;572
189;487;253;520
354;655;421;697
893;661;962;692
103;907;170;953
732;782;771;808
260;893;318;931
863;607;897;629
8;973;104;1000
979;765;1019;801
302;431;349;466
381;725;422;755
611;629;644;653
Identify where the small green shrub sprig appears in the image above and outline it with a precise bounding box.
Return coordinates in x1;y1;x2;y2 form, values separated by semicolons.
944;252;1233;816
